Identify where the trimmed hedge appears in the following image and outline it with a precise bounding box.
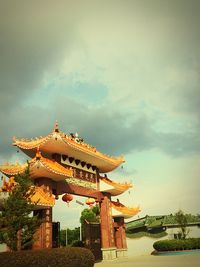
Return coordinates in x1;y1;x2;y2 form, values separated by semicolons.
153;238;200;251
126;231;167;239
0;247;95;267
71;240;85;247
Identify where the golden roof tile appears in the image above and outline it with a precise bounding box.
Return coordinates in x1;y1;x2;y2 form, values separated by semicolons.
100;176;132;191
38;153;73;177
64;136;124;165
0;179;55;207
0;151;73;178
0;162;28;176
112;200;140;216
13;134;51;150
31;186;55;207
13;122;125;172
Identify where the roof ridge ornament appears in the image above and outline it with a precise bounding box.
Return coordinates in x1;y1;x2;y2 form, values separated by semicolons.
54;120;59;133
36;147;42;160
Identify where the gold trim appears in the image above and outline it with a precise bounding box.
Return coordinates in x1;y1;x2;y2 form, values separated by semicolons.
13;122;125;170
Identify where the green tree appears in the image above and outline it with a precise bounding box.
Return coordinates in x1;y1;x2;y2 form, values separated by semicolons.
174;210;189;239
80;207;99;225
80;205;100;240
0;167;41;251
91;205;100;217
60;227;80;246
80;204;100;225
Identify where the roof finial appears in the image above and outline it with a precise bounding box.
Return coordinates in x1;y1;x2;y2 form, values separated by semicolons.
54;120;59;133
36;147;42;160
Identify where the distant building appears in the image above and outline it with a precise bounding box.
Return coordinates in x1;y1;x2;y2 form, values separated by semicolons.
126;214;200;239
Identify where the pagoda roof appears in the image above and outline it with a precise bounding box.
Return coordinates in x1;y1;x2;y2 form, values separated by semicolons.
0;179;55;209
31;186;55;208
13;122;125;173
111;200;140;219
99;176;132;196
0;150;73;181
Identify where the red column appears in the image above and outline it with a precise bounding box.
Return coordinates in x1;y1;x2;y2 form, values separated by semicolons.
32;178;53;250
100;195;115;248
114;217;127;249
32;207;52;249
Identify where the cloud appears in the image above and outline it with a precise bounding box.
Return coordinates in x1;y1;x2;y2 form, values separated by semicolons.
1;92;200;164
0;0;200;162
0;1;200;221
0;1;79;112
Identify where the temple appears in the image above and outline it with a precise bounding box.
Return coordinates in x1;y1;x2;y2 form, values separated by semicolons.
0;122;140;259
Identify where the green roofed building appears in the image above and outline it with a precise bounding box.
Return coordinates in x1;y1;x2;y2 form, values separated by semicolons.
126;214;200;239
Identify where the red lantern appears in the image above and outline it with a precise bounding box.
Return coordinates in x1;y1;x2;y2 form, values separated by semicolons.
85;198;95;207
62;194;73;206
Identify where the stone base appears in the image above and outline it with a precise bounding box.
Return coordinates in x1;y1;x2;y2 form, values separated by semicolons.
116;248;128;258
101;247;117;260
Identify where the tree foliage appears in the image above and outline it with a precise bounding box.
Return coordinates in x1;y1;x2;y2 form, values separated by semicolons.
174;210;189;239
80;205;100;225
0;167;41;250
91;205;100;217
60;227;80;246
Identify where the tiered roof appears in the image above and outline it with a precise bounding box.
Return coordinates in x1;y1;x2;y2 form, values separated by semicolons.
99;175;132;196
111;200;140;219
0;162;28;176
31;186;55;208
0;177;55;209
0;151;131;196
0;122;139;219
13;122;124;173
0;150;73;181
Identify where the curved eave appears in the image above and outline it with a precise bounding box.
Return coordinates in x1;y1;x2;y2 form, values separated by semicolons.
112;202;140;219
0;163;28;176
31;187;55;208
30;161;72;181
13;134;52;150
0;191;55;210
13;132;124;173
99;177;132;196
0;155;73;182
30;156;73;181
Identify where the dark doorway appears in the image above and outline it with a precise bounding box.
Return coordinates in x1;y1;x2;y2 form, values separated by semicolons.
52;222;60;248
84;221;102;261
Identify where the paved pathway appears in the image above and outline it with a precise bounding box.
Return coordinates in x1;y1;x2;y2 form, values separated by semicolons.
95;254;200;267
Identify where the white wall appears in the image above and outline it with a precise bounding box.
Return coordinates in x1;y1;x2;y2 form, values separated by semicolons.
127;226;200;256
127;236;166;256
166;226;200;238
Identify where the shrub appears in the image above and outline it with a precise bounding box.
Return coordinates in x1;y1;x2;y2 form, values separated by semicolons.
0;247;95;267
153;238;200;251
71;240;85;247
126;231;167;239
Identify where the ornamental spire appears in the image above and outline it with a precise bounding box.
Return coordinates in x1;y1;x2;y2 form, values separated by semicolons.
36;147;42;160
54;120;59;133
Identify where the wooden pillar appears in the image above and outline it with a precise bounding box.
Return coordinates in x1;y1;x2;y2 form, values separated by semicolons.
100;195;116;260
32;177;53;249
114;217;127;257
32;207;52;249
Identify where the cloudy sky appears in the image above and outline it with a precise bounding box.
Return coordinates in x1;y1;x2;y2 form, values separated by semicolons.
0;0;200;228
